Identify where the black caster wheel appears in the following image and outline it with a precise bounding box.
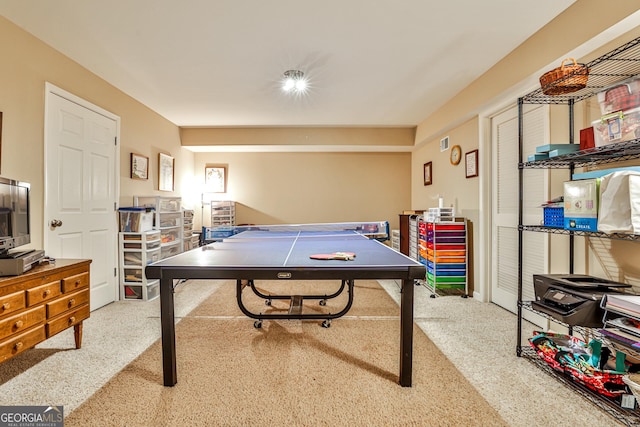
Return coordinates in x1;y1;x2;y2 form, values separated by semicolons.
321;320;331;328
429;294;436;299
461;294;469;299
319;299;327;306
254;320;262;328
265;299;272;306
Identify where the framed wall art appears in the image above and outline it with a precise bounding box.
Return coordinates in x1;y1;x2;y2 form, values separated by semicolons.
423;162;432;186
130;153;148;180
205;165;227;193
465;149;479;178
158;153;174;191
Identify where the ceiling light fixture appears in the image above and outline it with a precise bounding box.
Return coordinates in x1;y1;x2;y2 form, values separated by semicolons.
282;69;307;93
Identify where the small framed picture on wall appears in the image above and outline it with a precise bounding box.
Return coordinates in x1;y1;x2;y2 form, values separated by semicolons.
205;165;227;193
158;153;175;191
423;162;432;186
130;153;148;180
465;149;479;178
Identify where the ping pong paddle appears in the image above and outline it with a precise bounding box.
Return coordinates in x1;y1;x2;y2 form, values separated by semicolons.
309;252;356;261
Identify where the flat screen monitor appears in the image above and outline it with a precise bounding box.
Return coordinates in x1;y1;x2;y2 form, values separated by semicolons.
0;177;30;255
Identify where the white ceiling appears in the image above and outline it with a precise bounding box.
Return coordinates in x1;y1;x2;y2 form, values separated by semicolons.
0;0;575;127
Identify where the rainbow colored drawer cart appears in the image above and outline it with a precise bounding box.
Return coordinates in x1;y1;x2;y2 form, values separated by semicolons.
418;220;468;296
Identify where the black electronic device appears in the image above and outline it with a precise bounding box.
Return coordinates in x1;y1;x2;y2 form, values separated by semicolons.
0;177;45;276
0;177;31;256
531;274;630;327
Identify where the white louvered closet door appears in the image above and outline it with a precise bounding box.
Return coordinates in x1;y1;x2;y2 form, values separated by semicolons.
491;104;549;315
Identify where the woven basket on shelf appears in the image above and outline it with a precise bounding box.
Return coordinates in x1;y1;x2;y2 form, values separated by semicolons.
539;58;589;95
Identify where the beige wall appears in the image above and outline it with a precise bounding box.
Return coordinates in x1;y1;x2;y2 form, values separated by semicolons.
411;117;479;216
185;126;416;232
412;117;480;291
0;16;192;250
182;127;416;148
193;151;411;232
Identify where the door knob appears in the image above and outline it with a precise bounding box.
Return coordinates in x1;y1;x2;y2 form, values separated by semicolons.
50;219;63;228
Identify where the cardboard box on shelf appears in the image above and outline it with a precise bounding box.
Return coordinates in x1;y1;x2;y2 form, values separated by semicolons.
563;179;600;231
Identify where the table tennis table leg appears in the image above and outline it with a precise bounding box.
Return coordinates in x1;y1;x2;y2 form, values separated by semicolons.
399;278;414;387
160;276;177;386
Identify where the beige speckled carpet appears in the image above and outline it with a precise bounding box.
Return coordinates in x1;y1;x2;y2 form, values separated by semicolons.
65;280;508;426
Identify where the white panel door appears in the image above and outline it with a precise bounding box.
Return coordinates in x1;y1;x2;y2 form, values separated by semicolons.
45;88;119;311
491;104;549;315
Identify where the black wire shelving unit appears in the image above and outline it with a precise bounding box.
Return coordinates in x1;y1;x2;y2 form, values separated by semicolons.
516;36;640;426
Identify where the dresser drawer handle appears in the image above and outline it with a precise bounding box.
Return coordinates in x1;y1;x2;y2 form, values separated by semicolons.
75;279;81;285
68;316;76;324
14;341;23;351
68;299;76;307
14;320;23;329
43;289;51;297
2;302;9;311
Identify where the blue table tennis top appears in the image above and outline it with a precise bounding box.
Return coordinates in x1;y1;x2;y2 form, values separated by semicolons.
146;229;425;281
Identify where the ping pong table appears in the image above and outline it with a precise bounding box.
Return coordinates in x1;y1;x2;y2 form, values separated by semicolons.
145;222;426;387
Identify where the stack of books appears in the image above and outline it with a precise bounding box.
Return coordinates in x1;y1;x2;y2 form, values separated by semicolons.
601;294;640;348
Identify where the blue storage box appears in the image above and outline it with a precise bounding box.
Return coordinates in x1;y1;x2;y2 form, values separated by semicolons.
543;206;564;228
535;144;580;154
527;153;549;162
549;147;580;157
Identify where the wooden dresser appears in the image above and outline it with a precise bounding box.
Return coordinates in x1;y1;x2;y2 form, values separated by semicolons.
0;259;91;363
